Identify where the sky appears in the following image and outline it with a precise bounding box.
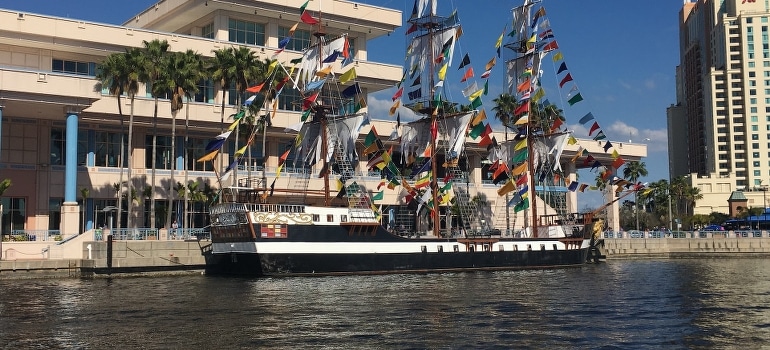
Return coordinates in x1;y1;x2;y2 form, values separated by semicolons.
1;0;684;209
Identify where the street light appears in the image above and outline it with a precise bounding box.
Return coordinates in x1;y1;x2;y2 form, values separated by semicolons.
102;206;119;238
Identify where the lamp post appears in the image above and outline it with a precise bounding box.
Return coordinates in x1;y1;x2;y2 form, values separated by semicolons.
103;206;118;238
666;188;674;232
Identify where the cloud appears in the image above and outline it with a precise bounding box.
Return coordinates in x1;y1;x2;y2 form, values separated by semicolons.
566;120;668;153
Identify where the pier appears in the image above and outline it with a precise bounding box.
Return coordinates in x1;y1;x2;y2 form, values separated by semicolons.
601;231;770;259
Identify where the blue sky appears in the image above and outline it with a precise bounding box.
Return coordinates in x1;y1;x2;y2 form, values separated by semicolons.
2;0;683;209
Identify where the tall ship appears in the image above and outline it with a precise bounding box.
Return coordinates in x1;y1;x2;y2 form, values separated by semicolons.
203;0;602;276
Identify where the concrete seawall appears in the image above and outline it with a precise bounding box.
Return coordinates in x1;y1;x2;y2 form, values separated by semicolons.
0;241;208;279
603;237;770;259
5;237;770;279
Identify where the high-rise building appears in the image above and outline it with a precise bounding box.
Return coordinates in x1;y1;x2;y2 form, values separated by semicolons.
671;0;770;215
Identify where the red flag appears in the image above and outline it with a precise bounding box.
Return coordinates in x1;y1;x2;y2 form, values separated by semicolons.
246;81;266;93
431;119;438;140
405;23;418;35
514;102;529;116
543;40;559;51
481;70;491;79
516;173;528;187
559;73;573;88
550;118;563;132
482;124;493;138
517;79;531;93
588;121;600;136
342;37;350;58
300;11;319;25
492;163;508;179
392;87;404;101
443;173;453;183
612;157;625;169
489;160;500;171
460;67;474;82
478;134;493;148
278;149;291;166
303;92;319;110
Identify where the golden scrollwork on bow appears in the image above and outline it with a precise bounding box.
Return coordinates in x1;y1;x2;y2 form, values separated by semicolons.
253;212;313;224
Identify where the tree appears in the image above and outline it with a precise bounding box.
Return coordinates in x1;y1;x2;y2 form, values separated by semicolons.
623;161;648;230
96;48;141;229
138;39;172;229
208;47;236;192
166;49;204;230
229;47;266;186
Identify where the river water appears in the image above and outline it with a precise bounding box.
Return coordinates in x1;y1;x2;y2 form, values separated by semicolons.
1;259;769;349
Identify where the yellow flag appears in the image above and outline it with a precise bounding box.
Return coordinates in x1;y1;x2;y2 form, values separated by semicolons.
468;88;484;101
514;139;527;151
234;145;248;157
485;57;497;71
197;149;219;163
389;100;400;115
514;114;529;125
295;133;303;147
568;135;578;145
316;65;332;77
471;109;487;126
497;180;516;196
227;119;240;131
266;60;279;76
511;162;528;176
532;88;545;102
553;52;563;61
495;32;504;49
339;67;357;84
437;63;448;81
611;149;620;159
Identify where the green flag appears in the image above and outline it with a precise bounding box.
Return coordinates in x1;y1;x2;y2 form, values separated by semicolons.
469;122;486;139
483;80;489;95
514;197;529;212
372;191;384;201
364;127;378;147
299;0;309;13
512;149;528;163
301;109;312;122
470;96;482;109
568;93;583;106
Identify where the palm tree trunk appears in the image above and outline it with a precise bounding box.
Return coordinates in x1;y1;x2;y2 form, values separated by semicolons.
126;96;135;229
116;95;125;232
150;97;158;229
184;101;190;231
165;109;178;230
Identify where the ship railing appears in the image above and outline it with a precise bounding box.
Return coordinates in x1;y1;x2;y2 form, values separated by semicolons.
210;203;248;215
347;209;379;223
245;203;306;214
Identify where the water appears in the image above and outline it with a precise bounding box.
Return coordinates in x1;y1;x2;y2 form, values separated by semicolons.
1;259;770;349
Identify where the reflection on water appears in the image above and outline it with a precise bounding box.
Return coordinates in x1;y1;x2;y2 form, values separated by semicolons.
1;259;770;349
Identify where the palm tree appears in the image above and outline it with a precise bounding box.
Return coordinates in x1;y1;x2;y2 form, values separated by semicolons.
208;47;236;191
96;48;141;229
623;161;648;230
229;47;265;185
492;93;518;233
137;39;171;229
165;49;204;230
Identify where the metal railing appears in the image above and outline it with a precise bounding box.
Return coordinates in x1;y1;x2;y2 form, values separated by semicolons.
4;230;63;242
603;230;769;239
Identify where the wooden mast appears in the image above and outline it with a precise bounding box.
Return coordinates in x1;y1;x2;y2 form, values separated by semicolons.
313;4;331;206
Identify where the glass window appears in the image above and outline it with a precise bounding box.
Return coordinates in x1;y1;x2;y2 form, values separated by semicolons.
95;130;127;167
187;137;214;171
52;59;96;76
194;79;215;103
278;87;303;112
278;26;311;51
50;128;66;166
228;19;265;45
49;198;62;230
146;135;174;170
201;22;215;39
1;197;26;233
